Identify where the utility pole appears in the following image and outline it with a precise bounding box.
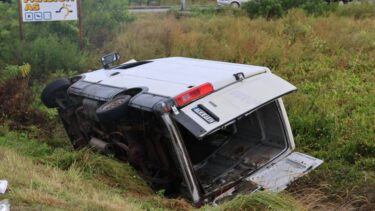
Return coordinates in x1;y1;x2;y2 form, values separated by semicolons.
77;0;84;50
180;0;186;11
17;0;24;41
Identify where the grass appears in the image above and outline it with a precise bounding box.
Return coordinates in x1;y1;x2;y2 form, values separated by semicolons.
0;129;193;210
208;192;306;211
0;147;145;210
0;127;303;210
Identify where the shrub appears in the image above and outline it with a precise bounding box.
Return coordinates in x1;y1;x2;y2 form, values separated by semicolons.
335;2;375;19
0;64;33;121
0;2;21;66
243;0;333;19
82;0;134;48
283;9;311;44
22;36;87;79
243;0;284;19
301;0;335;16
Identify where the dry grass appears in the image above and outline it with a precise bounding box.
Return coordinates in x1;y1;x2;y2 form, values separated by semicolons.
0;147;143;210
0;144;191;210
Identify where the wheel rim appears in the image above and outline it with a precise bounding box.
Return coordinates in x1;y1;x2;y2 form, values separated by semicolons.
101;97;128;111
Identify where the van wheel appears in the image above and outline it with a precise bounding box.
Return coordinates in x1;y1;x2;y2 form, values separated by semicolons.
96;95;131;122
231;2;240;8
41;78;71;108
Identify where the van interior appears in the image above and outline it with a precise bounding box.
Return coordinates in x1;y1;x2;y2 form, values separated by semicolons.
180;101;289;192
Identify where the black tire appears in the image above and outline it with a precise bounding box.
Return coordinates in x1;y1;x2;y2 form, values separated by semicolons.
96;95;131;122
231;2;240;8
41;78;71;108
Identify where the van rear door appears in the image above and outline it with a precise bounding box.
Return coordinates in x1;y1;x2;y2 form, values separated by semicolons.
247;152;323;192
174;72;296;138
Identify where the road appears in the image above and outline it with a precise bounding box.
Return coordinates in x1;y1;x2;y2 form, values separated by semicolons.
128;6;171;13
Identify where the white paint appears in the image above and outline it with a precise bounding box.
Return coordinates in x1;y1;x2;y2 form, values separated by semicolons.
0;200;10;211
21;0;78;22
0;180;7;194
179;73;296;136
82;57;268;97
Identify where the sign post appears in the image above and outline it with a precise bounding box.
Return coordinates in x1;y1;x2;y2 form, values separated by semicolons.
17;0;24;40
18;0;83;49
77;0;83;50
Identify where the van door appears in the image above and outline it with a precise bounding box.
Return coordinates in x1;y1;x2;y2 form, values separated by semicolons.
174;72;297;138
247;152;323;192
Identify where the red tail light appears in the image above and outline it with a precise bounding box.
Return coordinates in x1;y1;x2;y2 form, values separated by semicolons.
174;83;214;107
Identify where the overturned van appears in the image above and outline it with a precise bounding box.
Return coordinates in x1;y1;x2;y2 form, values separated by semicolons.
41;55;322;205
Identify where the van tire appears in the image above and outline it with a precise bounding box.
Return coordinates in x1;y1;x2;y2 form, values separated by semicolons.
96;95;132;122
231;2;240;8
41;78;71;108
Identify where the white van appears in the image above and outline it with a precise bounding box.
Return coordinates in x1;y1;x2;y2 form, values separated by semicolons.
41;55;322;206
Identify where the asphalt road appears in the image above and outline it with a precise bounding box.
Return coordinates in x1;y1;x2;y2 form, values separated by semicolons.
128;6;171;13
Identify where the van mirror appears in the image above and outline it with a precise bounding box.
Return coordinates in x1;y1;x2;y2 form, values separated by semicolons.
101;53;120;69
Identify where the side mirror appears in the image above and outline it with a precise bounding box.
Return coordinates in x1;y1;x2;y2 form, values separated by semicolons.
101;52;120;69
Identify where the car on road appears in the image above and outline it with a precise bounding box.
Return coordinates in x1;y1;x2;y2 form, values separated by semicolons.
217;0;249;8
41;54;323;206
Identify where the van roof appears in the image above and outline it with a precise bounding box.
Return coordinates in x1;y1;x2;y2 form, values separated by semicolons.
82;57;269;97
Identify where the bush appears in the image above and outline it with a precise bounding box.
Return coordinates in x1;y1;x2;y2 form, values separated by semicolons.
0;2;21;66
243;0;333;19
22;36;87;78
82;0;134;48
244;0;284;19
335;2;375;19
0;64;37;122
300;0;335;16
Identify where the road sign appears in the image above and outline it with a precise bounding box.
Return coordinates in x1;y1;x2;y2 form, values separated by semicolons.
21;0;78;22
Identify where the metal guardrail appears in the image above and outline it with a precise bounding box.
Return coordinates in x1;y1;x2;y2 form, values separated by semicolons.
129;0;161;6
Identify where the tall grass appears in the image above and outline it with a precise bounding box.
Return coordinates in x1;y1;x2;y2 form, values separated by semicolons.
210;192;305;211
0;128;193;210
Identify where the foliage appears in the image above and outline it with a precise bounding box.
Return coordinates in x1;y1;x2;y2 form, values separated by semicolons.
0;64;39;123
244;0;284;19
82;0;134;48
0;2;21;67
23;36;86;78
0;1;134;80
0;64;30;83
243;0;335;19
335;2;375;19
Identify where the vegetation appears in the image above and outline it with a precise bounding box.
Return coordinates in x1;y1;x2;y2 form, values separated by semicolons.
1;1;375;210
243;0;336;19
